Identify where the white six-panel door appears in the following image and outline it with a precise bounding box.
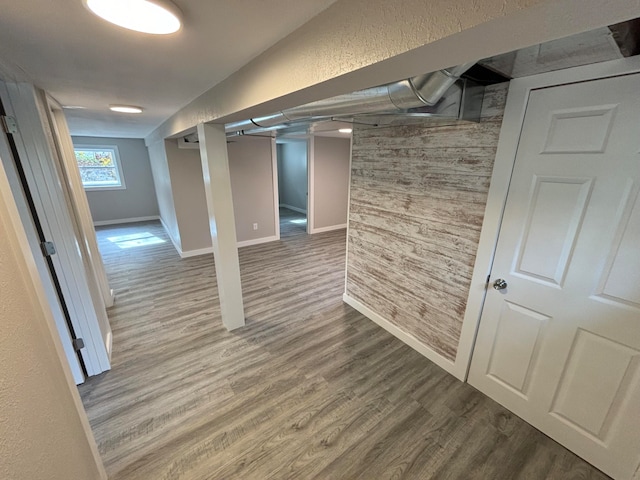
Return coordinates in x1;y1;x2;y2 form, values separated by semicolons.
468;73;640;479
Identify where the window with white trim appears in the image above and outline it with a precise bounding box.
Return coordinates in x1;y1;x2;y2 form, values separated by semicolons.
73;146;126;190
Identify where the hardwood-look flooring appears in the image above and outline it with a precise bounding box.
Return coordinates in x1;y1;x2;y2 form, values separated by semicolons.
279;206;307;238
79;217;609;480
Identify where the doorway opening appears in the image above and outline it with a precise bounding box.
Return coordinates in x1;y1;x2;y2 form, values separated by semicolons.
276;139;308;238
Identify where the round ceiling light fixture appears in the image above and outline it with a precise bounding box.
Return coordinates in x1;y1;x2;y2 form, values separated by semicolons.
84;0;182;35
109;104;144;113
338;128;353;134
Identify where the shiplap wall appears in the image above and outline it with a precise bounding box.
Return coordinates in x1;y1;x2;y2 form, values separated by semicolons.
346;82;508;361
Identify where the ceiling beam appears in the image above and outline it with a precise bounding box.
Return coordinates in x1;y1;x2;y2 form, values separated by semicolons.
146;0;640;145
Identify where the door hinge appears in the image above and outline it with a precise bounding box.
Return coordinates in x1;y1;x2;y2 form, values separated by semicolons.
1;115;18;134
40;241;57;257
72;338;85;351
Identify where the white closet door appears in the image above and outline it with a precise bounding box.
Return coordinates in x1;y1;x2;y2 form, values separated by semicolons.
469;73;640;479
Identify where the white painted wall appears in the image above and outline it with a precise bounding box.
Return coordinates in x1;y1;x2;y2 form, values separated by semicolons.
72;136;159;224
229;136;278;244
277;140;307;213
312;136;350;230
0;157;106;480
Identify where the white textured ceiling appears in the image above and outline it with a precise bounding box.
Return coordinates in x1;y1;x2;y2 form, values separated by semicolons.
0;0;338;138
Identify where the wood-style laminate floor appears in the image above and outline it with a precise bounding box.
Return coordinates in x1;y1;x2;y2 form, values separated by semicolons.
80;211;609;480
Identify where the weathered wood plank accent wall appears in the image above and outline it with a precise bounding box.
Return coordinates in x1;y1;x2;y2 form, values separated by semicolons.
346;83;509;362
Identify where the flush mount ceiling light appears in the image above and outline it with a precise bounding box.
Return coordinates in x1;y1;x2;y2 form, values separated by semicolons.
109;104;144;113
338;128;353;134
84;0;182;35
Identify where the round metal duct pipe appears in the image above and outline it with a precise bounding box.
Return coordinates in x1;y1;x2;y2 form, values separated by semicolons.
225;62;475;135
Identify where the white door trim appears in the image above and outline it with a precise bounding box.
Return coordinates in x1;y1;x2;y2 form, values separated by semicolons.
307;136;315;234
45;96;115;309
0;94;85;385
271;137;280;241
342;134;353;291
456;56;640;381
1;82;111;376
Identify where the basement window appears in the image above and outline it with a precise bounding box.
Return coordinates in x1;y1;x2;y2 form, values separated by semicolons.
74;146;126;190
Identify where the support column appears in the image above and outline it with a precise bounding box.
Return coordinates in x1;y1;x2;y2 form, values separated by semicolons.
197;123;245;330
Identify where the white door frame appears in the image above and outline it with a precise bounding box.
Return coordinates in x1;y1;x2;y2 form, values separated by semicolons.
271;137;281;240
43;94;114;360
0;81;111;376
307;135;315;234
0;96;85;385
456;56;640;381
45;95;115;309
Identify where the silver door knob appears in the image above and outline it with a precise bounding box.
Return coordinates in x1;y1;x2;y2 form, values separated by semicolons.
493;278;507;290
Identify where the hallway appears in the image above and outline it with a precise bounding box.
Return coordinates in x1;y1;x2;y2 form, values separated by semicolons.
78;221;608;479
279;206;307;238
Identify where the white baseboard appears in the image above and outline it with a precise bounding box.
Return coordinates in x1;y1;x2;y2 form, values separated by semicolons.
179;236;280;256
342;293;458;379
280;204;307;214
93;215;159;226
159;217;183;257
237;235;279;248
104;288;115;308
105;331;113;362
159;218;278;257
310;223;347;234
180;246;214;258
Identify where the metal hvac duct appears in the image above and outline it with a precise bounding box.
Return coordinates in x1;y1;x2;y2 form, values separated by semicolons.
224;62;479;136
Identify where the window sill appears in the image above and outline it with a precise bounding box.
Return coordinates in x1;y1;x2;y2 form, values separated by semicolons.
84;185;127;192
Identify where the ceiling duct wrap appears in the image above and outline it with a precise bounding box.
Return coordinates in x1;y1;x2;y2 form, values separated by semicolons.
223;62;480;136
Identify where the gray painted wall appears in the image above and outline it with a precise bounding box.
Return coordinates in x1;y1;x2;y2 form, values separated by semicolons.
147;140;181;249
72;136;159;223
229;136;276;243
277;141;307;212
164;140;212;252
313;136;350;229
148;137;277;255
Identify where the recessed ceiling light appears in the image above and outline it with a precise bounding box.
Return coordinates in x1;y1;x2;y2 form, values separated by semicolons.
338;128;353;134
84;0;182;35
109;104;144;114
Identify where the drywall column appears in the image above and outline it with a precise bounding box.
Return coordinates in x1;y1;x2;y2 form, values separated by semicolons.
164;139;211;254
148;140;183;253
197;123;245;330
311;136;350;232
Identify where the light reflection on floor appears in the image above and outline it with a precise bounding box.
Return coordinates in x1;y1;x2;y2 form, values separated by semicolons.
107;232;166;249
289;219;307;224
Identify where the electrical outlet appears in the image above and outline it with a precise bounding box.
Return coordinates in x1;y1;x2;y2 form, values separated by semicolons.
253;223;258;230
